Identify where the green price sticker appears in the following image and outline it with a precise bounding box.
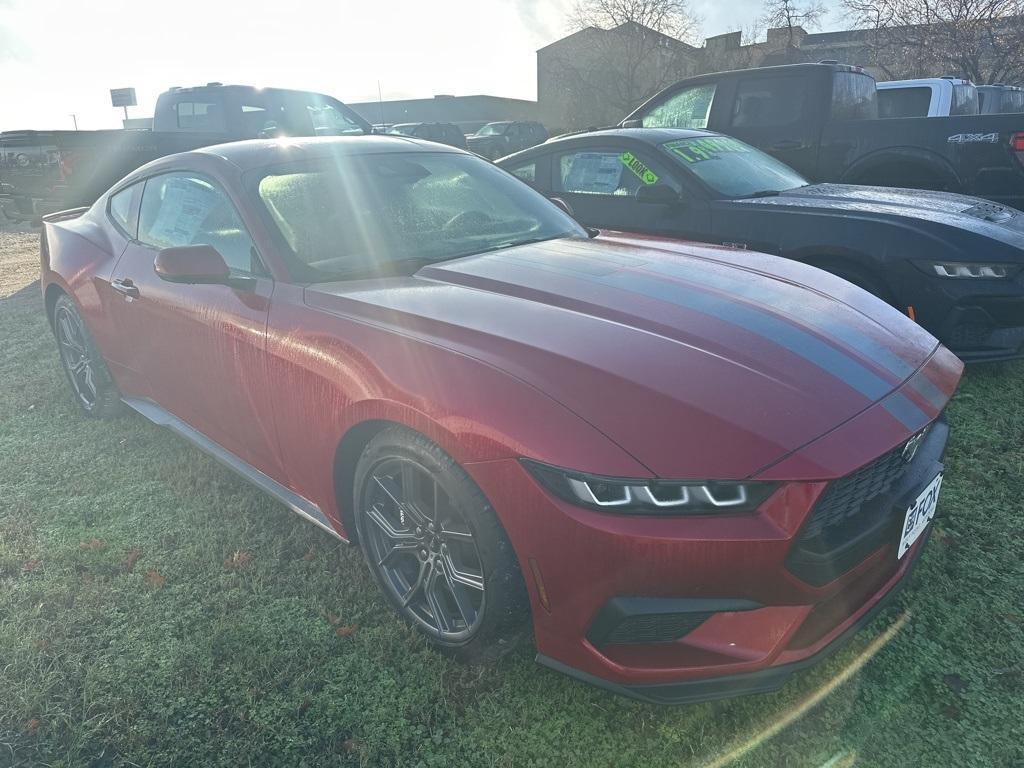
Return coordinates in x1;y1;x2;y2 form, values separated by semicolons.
620;152;659;184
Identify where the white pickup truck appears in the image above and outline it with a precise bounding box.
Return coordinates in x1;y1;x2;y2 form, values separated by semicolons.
877;77;979;118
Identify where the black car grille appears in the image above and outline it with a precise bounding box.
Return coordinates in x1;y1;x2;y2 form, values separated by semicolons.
785;423;943;587
603;612;712;645
797;445;908;542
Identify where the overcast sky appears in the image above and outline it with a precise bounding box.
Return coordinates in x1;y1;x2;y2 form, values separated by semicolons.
0;0;846;130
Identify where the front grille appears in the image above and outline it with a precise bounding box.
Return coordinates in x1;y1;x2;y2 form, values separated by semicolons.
603;612;711;645
948;321;995;349
798;445;908;542
785;424;941;587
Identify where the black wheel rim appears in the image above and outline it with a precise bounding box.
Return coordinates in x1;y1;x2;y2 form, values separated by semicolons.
360;457;486;642
55;306;97;409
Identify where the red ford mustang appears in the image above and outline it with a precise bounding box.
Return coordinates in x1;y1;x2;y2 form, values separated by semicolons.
41;136;963;703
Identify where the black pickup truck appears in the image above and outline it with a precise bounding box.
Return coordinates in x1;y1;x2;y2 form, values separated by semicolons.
622;62;1024;210
0;83;371;221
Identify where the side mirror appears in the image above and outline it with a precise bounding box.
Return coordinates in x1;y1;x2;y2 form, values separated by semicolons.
154;244;231;285
621;119;643;129
636;184;681;205
548;196;575;217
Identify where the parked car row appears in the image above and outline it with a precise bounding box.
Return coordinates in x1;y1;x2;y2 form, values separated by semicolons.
36;58;1022;705
499;127;1024;362
877;77;1024;118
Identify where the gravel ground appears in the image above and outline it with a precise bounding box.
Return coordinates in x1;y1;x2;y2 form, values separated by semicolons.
0;230;40;301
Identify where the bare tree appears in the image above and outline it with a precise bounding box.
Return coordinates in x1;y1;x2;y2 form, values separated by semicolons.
761;0;827;47
542;0;702;129
843;0;1024;83
567;0;701;43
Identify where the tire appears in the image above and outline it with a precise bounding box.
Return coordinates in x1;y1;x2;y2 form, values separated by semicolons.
52;294;123;419
353;425;530;661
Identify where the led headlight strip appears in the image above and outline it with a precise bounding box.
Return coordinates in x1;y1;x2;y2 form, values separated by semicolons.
522;459;778;515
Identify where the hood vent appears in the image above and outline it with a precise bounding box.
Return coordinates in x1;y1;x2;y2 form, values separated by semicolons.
962;201;1015;224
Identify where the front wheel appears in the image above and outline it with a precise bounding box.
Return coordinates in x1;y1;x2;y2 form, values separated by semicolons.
53;294;122;419
353;426;529;661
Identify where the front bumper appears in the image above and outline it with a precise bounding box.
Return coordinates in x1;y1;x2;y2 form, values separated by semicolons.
466;353;958;703
897;265;1024;362
537;526;931;705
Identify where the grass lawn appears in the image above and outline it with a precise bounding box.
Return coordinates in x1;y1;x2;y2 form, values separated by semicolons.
1;231;1022;767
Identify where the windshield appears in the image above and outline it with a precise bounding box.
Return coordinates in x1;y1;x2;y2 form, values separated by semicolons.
831;72;878;120
661;135;807;197
476;122;510;136
254;151;586;282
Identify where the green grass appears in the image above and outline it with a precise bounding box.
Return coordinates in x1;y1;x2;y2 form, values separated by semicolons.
1;235;1022;767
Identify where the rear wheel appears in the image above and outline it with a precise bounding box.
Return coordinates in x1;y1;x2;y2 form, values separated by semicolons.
53;294;122;419
353;426;529;660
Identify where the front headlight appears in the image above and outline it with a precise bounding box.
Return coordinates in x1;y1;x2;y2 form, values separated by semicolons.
917;260;1018;278
521;459;778;515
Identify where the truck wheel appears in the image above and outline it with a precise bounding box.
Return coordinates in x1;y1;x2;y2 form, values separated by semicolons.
52;295;123;419
353;425;530;662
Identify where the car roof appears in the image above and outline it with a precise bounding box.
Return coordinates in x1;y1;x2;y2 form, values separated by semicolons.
542;127;721;148
191;135;465;171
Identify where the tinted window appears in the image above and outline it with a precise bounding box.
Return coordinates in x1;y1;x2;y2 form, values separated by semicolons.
640;84;716;129
108;184;140;236
661;136;807;198
556;150;675;196
831;72;878;120
174;101;226;132
1001;90;1024;112
139;173;260;275
254;152;585;282
731;76;805;127
951;84;979;115
878;87;932;118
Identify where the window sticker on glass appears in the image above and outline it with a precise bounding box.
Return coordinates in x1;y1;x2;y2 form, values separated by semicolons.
665;136;750;164
147;178;221;246
619;152;659;184
564;153;624;193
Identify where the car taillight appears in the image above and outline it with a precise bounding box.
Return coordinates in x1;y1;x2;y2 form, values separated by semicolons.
1011;132;1024;152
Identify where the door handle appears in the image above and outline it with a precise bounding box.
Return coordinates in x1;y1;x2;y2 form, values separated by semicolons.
769;140;801;151
111;278;139;298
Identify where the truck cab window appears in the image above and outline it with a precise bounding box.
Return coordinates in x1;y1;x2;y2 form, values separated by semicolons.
174;102;226;132
831;72;878;121
640;84;716;129
951;84;979;116
731;77;806;127
878;87;932;118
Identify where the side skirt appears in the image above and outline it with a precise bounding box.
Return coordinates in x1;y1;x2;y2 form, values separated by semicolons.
122;397;347;542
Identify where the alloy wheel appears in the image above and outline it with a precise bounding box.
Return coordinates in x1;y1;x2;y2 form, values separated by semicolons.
360;457;486;642
55;306;97;408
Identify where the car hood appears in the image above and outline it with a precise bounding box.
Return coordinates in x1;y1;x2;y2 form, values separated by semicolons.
740;183;1024;244
306;234;949;479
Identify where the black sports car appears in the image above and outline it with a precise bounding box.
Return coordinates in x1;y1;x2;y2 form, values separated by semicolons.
498;128;1024;362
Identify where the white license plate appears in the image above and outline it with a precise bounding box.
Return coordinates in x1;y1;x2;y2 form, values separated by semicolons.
898;473;942;559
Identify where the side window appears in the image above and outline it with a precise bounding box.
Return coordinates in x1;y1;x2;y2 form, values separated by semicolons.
138;173;263;275
507;124;520;138
174;101;226;132
555;150;675;196
878;87;932;118
641;84;716;129
507;161;536;183
108;183;141;237
731;76;806;127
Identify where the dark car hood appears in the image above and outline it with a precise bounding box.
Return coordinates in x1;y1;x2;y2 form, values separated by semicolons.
740;183;1024;244
306;234;944;479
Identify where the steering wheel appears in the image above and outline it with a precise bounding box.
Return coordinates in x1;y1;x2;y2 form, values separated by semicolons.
442;210;493;236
